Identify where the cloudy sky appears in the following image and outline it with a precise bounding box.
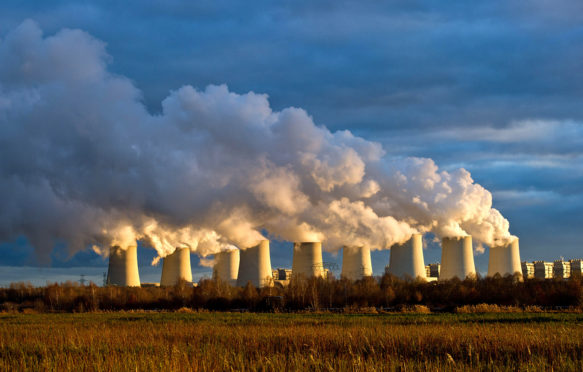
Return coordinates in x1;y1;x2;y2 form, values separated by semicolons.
1;1;582;285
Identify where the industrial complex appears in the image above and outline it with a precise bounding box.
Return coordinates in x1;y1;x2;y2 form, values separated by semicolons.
106;235;581;287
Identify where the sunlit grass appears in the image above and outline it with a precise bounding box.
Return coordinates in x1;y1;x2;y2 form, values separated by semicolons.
1;312;582;371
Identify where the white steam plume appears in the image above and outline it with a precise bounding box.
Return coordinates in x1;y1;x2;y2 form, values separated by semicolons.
0;21;513;264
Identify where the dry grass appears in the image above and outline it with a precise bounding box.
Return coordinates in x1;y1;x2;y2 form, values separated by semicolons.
456;303;524;313
0;312;582;371
455;303;581;313
399;304;431;313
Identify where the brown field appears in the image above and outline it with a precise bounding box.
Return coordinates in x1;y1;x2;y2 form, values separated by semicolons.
1;312;582;371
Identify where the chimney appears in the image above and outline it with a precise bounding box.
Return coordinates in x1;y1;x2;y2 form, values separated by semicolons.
387;234;426;280
106;245;141;287
213;249;240;286
292;242;324;278
341;245;373;280
440;236;476;280
237;240;273;287
160;247;192;286
488;238;522;279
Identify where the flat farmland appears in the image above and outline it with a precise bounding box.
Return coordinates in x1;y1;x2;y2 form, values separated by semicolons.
1;312;582;371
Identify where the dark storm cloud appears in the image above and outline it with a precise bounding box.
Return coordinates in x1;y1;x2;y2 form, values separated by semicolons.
0;0;582;269
2;1;581;130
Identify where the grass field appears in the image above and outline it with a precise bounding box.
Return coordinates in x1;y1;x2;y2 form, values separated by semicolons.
1;311;582;371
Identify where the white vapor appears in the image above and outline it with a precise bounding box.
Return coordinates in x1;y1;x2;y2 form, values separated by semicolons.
0;21;513;264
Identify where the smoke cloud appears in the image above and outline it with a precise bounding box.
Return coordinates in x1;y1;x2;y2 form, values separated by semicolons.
0;21;513;263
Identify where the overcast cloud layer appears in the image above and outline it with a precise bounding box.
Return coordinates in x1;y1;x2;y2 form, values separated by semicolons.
0;1;582;278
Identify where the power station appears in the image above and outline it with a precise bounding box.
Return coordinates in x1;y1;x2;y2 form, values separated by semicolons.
236;240;273;287
292;242;324;278
106;245;141;287
160;247;193;286
487;238;522;278
341;245;373;280
213;249;240;286
387;234;426;280
103;231;569;287
440;236;476;280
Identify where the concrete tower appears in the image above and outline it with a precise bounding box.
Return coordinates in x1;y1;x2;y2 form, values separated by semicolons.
237;240;273;287
292;242;324;278
388;234;426;279
213;249;240;286
160;247;192;286
106;245;141;287
488;238;522;278
341;246;373;280
440;236;476;280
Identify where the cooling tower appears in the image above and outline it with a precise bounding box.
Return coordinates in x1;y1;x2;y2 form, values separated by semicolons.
387;234;426;279
440;236;476;280
160;247;193;286
213;249;240;286
292;242;324;278
341;245;373;280
106;245;141;287
487;238;522;278
237;240;273;287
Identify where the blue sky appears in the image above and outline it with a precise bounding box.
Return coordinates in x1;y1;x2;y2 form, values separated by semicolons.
0;1;582;284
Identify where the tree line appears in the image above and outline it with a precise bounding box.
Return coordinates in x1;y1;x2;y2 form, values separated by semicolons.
1;272;582;313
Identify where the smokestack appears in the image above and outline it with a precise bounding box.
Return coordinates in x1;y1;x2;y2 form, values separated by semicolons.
488;238;522;279
160;247;192;286
341;245;373;280
237;240;273;287
213;249;240;286
440;236;476;280
387;234;426;279
106;245;141;287
292;242;324;278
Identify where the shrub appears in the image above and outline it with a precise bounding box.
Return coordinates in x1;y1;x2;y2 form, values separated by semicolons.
400;304;431;314
0;276;582;313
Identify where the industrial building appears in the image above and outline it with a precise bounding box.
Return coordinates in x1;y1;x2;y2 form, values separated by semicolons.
160;247;192;286
521;262;535;279
140;283;160;287
341;245;373;280
237;240;273;287
105;228;583;288
570;259;583;278
213;249;240;286
553;260;571;279
106;245;141;287
388;234;426;280
292;242;325;278
273;268;292;281
425;263;440;279
440;236;476;280
488;238;522;278
272;268;292;287
534;261;554;279
520;260;583;280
